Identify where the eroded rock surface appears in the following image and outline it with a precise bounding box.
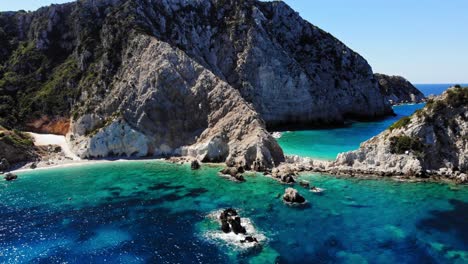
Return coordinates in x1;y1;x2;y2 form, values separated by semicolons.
375;73;425;104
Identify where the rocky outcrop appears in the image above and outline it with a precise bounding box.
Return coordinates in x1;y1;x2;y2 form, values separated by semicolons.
375;73;425;104
0;127;38;168
4;172;18;181
0;0;394;169
332;87;467;182
283;187;306;204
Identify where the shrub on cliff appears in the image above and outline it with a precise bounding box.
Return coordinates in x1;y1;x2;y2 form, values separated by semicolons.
389;136;424;155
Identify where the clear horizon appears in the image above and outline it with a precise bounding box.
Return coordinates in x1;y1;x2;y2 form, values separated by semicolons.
1;0;467;84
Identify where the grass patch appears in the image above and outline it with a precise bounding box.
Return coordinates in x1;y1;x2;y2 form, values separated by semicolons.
388;116;411;130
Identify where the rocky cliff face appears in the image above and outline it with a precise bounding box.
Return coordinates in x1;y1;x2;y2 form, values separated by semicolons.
333;87;467;182
375;73;425;104
0;0;393;169
0;126;37;169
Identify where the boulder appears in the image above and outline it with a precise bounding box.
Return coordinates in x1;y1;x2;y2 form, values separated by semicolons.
4;173;18;181
219;208;246;234
0;158;10;171
283;188;306;204
241;236;259;243
190;160;201;170
220;167;246;182
299;180;310;188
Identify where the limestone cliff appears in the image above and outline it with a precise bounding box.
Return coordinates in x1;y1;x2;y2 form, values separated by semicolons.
0;0;394;169
375;73;425;104
333;87;467;182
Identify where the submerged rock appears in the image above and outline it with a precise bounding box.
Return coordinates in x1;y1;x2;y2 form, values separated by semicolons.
4;173;18;181
283;188;306;204
220;167;246;182
299;180;310;188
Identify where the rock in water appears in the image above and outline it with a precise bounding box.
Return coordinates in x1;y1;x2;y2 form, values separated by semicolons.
299;180;310;188
220;167;246;182
190;160;201;170
283;188;306;204
219;208;246;234
4;173;18;181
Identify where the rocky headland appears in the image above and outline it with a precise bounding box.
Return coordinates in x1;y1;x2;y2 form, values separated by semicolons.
0;0;395;171
276;87;467;183
375;73;426;105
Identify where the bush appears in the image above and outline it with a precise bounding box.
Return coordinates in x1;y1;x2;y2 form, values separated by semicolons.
389;136;424;155
389;116;411;130
445;87;467;108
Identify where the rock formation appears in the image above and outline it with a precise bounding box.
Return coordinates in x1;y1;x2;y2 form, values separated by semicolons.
0;126;37;168
0;0;395;170
283;187;306;204
375;73;425;104
333;87;467;182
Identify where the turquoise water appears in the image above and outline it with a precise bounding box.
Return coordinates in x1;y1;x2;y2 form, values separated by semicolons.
276;83;468;160
277;103;425;160
1;161;467;263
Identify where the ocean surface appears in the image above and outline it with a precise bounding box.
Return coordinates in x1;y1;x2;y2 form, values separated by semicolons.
2;83;467;263
1;161;467;263
276;84;467;160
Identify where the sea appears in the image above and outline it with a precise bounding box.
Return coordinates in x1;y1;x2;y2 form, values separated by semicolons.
1;84;467;263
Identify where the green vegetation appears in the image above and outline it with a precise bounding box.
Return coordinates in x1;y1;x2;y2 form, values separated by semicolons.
0;128;34;148
389;136;424;155
388;116;411;131
426;87;467;112
445;87;468;107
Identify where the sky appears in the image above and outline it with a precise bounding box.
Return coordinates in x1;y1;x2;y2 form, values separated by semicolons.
0;0;467;83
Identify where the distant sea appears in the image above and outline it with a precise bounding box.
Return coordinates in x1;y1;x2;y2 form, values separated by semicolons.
415;83;468;96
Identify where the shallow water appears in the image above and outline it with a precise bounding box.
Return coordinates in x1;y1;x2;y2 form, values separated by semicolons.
277;104;425;160
1;161;467;263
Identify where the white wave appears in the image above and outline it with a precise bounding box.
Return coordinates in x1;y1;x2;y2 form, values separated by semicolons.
271;132;282;139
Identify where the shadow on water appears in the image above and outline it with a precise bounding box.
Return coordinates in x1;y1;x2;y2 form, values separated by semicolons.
417;199;468;245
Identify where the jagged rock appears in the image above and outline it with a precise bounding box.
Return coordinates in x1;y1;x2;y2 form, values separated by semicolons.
219;208;246;234
241;236;259;243
4;173;18;181
221;219;231;233
332;87;467;181
220;166;246;182
283;188;306;204
375;74;425;105
0;158;10;171
190;160;201;170
228;216;247;235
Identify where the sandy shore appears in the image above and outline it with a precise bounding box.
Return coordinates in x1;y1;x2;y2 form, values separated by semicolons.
28;132;81;161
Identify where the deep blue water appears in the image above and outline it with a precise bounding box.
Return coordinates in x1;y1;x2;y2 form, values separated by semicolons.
415;84;468;96
1;162;467;263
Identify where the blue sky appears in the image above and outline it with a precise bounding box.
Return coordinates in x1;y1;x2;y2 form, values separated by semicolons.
1;0;467;83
